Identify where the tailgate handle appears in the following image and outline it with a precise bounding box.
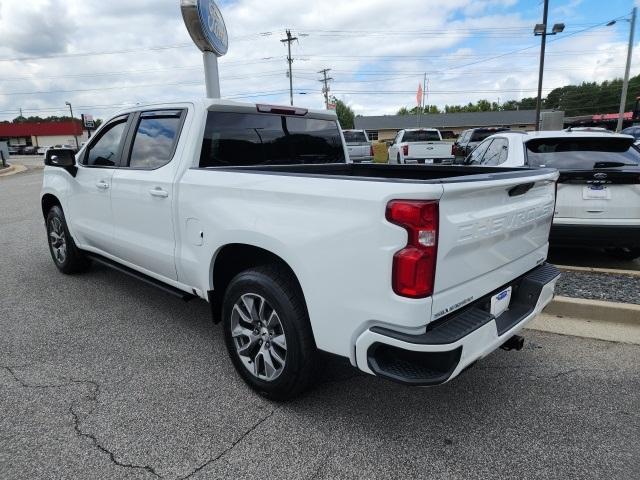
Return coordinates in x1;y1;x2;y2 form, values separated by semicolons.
508;182;534;197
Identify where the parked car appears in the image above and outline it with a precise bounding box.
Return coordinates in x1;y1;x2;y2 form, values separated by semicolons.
8;146;20;156
452;127;509;160
37;146;51;155
342;129;373;162
41;99;560;399
22;146;38;155
621;126;640;144
464;130;640;260
388;128;455;164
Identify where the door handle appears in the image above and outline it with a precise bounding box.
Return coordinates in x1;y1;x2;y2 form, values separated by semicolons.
149;187;169;198
95;181;109;190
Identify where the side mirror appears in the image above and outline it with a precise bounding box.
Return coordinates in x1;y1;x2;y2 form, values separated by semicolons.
45;148;77;176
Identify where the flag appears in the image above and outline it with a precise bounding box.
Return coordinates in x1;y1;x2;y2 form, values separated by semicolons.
416;83;423;107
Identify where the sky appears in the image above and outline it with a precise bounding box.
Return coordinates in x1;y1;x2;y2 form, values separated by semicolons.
0;0;638;121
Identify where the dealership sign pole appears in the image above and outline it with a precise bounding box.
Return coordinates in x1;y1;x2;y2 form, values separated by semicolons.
180;0;229;98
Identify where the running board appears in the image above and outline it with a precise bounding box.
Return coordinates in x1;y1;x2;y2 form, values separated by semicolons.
85;252;196;301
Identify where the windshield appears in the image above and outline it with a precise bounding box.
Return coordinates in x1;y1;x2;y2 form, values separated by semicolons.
343;131;367;143
402;130;440;142
526;137;640;169
200;111;345;167
470;128;507;142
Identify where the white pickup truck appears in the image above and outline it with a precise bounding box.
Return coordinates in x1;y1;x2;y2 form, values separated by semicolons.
389;128;455;165
41;99;559;400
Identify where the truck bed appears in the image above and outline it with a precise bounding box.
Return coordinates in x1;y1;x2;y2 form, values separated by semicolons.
203;163;556;184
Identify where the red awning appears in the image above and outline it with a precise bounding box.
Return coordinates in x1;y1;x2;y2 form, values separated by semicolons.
0;120;83;137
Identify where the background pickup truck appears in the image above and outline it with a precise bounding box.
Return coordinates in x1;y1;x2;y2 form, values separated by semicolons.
41;99;560;400
388;128;455;165
342;129;373;162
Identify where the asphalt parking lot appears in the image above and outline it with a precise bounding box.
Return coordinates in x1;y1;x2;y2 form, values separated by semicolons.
1;168;639;479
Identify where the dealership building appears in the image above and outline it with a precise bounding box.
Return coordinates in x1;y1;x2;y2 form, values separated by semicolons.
354;109;541;141
0;120;89;149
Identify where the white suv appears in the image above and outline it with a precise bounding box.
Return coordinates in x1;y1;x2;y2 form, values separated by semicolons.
464;130;640;260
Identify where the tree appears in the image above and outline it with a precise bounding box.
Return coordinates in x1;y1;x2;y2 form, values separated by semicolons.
396;105;441;115
331;97;355;129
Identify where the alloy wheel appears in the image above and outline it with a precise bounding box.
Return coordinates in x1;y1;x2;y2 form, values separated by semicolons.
48;217;67;264
230;293;287;381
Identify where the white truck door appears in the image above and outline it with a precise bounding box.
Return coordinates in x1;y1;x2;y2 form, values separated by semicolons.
66;115;130;253
109;109;186;281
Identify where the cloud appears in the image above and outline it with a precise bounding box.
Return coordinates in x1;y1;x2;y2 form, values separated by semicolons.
0;0;636;121
0;0;76;56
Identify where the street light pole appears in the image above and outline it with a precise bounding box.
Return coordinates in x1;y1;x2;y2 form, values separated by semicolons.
533;2;564;131
616;7;636;132
534;0;549;132
65;101;79;150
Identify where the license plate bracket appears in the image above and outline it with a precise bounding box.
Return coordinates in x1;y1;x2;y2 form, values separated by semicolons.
490;286;512;318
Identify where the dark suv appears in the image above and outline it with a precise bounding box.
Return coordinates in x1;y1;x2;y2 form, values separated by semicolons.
452;127;509;160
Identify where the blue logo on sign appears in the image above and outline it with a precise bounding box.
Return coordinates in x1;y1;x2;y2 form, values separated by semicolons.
197;0;228;56
497;290;508;301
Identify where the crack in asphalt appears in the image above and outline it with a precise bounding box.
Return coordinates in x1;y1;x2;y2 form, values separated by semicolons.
3;366;161;479
177;408;276;480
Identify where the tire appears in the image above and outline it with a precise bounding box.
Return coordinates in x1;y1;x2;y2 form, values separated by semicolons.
605;247;640;261
46;205;89;274
222;265;317;400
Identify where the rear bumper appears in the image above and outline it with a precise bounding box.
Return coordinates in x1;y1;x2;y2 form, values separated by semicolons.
355;263;560;386
404;157;455;165
550;223;640;248
351;155;374;163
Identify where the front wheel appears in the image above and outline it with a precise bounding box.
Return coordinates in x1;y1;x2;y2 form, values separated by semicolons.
46;205;89;274
222;265;317;400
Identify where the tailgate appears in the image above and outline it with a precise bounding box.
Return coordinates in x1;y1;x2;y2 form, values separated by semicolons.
346;143;370;158
409;142;451;159
431;170;557;318
555;169;640;220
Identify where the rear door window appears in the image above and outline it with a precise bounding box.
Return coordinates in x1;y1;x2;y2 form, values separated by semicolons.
526;137;640;169
200;112;345;167
128;110;184;169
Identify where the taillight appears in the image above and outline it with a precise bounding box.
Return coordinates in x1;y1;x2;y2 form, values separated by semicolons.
402;145;408;156
386;200;439;298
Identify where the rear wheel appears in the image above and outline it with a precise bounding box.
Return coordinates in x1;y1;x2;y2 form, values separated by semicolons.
605;247;640;261
46;205;89;274
222;265;316;400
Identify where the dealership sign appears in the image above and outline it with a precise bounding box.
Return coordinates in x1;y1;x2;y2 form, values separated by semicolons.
181;0;228;56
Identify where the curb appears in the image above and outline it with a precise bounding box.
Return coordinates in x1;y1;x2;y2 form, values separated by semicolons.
543;295;640;325
557;264;640;277
0;164;27;177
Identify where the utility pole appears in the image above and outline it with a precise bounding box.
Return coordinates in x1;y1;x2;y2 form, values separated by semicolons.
318;68;333;109
281;29;298;106
616;7;636;132
534;0;549;131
